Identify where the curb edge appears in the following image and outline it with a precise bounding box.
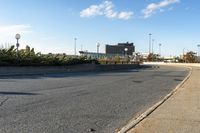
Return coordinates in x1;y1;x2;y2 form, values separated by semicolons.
117;66;192;133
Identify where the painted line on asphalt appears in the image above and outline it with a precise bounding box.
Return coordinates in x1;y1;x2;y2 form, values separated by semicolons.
117;66;192;133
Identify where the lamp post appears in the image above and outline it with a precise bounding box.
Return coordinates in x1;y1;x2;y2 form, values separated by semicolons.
74;38;77;55
124;48;128;56
159;43;162;56
15;33;21;53
183;48;187;63
152;39;154;54
197;44;200;57
97;43;100;53
96;43;100;59
149;33;152;54
81;45;83;51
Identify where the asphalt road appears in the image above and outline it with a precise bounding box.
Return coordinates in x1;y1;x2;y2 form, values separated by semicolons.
0;65;189;133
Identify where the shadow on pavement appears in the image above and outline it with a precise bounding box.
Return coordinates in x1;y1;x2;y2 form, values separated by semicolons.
0;65;153;80
0;91;39;96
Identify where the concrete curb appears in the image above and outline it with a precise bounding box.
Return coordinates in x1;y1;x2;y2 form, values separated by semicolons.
117;66;192;133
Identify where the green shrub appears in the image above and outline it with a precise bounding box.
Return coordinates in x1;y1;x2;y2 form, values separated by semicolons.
0;45;99;66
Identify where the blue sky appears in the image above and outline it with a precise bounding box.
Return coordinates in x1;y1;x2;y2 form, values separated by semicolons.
0;0;200;56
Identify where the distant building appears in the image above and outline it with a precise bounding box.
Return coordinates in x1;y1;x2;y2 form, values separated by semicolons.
140;52;149;61
106;42;135;55
163;56;178;63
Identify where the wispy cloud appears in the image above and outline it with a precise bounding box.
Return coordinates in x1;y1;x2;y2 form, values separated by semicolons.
142;0;180;18
0;24;32;36
0;24;32;43
118;12;134;20
185;7;191;11
80;1;133;20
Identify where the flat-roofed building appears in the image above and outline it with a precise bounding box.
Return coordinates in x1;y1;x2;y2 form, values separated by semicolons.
106;42;135;55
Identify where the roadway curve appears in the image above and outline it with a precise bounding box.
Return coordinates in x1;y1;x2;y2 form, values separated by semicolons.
0;65;189;133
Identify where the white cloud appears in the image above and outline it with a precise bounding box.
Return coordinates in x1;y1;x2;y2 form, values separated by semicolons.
142;0;180;18
80;1;133;20
80;5;103;17
118;12;134;20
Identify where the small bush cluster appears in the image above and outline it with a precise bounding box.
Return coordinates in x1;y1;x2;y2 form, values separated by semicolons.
0;45;98;66
98;56;131;64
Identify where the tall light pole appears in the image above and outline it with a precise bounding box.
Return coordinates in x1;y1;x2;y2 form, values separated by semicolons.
159;43;162;56
197;44;200;57
152;39;155;54
15;33;21;56
149;33;152;54
74;38;77;55
97;43;100;53
81;44;83;51
183;48;186;63
96;43;100;59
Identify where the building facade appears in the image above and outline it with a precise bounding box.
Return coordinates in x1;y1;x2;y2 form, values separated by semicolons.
106;42;135;55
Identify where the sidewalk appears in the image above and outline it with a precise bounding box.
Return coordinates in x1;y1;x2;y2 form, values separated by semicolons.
128;66;200;133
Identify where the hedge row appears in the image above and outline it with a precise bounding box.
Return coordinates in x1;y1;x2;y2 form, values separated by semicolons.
0;45;98;66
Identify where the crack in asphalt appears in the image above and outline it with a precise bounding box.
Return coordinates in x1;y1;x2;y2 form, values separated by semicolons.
0;97;9;107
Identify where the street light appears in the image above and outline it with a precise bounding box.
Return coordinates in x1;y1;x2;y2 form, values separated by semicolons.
96;43;100;53
197;44;200;57
81;44;83;51
96;43;100;59
159;43;162;56
15;33;21;52
183;48;188;63
149;33;152;54
124;48;128;56
74;38;77;55
152;39;155;54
